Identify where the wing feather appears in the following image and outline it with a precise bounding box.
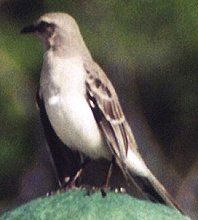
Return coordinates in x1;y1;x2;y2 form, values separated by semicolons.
84;60;137;162
84;60;184;213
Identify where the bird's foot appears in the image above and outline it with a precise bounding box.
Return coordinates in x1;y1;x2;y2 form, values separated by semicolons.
100;186;126;197
82;185;126;197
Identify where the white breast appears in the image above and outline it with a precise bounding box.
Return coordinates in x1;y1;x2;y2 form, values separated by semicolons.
40;53;111;160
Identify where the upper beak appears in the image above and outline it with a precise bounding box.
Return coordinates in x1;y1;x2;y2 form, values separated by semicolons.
21;24;37;34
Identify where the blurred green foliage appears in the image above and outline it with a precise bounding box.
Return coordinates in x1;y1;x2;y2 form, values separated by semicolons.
0;0;197;218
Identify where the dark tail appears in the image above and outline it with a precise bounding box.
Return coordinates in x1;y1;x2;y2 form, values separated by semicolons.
126;168;185;214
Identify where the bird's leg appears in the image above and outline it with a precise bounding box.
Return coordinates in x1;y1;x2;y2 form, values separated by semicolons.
105;157;115;187
101;157;115;197
64;157;90;189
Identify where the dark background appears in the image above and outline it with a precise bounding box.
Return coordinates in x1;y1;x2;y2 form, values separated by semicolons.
0;1;197;219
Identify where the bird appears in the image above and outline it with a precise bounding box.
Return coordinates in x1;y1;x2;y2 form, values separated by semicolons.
21;12;183;213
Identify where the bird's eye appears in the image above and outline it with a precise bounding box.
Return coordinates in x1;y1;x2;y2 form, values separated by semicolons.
36;21;55;33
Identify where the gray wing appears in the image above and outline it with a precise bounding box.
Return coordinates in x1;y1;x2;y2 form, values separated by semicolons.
84;60;184;213
84;60;138;164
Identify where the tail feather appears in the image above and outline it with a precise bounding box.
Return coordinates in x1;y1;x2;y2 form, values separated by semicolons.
125;168;184;214
115;149;185;214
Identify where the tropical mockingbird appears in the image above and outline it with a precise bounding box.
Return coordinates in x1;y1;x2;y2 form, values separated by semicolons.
21;12;183;213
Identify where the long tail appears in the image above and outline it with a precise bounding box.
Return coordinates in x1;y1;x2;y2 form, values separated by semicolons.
127;169;184;213
116;152;185;214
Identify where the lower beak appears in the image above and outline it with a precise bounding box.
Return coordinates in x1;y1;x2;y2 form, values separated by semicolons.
21;25;37;34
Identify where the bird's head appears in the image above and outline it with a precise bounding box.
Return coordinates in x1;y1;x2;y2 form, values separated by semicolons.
21;12;88;56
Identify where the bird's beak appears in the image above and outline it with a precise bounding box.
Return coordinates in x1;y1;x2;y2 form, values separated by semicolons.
21;24;37;34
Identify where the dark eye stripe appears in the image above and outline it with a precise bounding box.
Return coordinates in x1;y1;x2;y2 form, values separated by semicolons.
37;21;55;32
